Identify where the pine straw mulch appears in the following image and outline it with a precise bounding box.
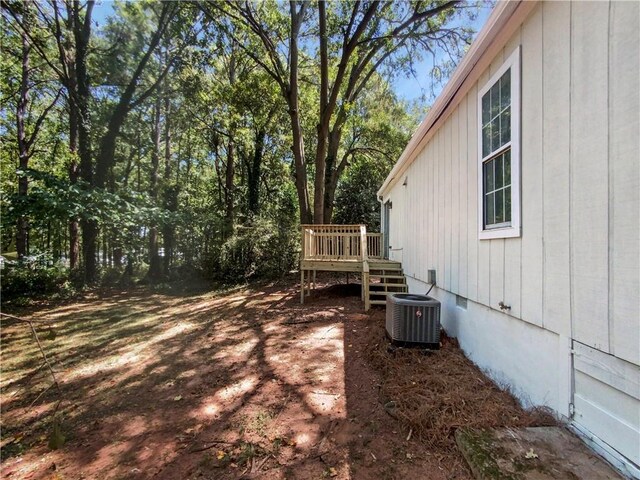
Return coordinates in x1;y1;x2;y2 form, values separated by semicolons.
363;320;558;453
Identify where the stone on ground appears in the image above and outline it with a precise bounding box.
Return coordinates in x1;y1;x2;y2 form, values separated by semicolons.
455;426;623;480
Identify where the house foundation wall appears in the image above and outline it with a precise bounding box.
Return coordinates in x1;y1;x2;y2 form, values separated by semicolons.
405;275;572;419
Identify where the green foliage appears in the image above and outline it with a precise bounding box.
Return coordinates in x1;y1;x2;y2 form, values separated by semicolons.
99;267;125;287
216;217;298;280
334;160;387;231
1;260;73;303
2;169;178;248
210;177;299;280
0;0;477;294
334;79;417;230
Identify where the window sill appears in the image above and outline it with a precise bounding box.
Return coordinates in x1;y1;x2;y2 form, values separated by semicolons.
479;226;521;240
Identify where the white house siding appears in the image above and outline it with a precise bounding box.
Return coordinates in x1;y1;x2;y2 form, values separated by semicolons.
382;1;639;472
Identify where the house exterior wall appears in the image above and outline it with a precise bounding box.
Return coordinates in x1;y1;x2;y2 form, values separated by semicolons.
405;275;572;413
381;1;639;473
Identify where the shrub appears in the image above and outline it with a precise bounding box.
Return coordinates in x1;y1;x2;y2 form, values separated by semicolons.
216;218;298;280
1;259;71;303
98;266;124;287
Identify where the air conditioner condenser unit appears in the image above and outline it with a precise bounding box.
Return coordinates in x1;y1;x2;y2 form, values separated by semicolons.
386;293;441;348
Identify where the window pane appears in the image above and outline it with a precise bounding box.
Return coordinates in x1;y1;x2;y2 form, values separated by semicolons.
485;192;495;226
490;84;501;119
482;125;491;158
495;154;504;189
500;69;511;110
491;117;501;152
483;148;513;228
501;106;511;145
482;68;513;158
495;188;504;224
484;160;494;192
504;149;511;186
482;92;490;126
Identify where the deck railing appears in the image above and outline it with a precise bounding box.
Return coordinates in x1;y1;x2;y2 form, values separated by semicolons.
366;233;383;259
302;224;373;261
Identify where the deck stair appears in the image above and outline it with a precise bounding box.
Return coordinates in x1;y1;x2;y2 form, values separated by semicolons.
366;260;407;306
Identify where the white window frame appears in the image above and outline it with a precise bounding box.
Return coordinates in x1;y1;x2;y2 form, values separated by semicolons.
477;46;521;240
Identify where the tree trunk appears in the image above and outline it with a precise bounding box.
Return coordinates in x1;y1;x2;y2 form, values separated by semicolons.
163;186;178;272
95;106;127;188
224;138;235;238
147;97;162;281
108;144;131;270
68;103;80;269
74;1;96;283
137;130;142;190
94;3;174;189
113;247;123;268
247;129;266;216
287;4;311;224
313;0;329;225
323;117;347;223
223;54;237;238
16;19;30;259
286;98;311;224
102;230;108;267
162;78;174;273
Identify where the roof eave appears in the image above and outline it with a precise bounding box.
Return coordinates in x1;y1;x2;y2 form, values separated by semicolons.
378;0;537;197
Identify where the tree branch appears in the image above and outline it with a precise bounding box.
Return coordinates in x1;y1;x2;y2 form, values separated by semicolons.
26;88;63;153
2;4;67;81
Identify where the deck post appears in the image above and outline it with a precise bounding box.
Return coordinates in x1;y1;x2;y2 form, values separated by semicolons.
312;269;316;291
363;260;370;311
359;225;368;261
300;267;305;304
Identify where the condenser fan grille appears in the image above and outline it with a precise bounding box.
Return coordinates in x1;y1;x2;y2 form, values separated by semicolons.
385;293;441;348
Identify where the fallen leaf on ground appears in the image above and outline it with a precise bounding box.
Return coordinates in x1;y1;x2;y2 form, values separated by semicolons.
525;448;539;459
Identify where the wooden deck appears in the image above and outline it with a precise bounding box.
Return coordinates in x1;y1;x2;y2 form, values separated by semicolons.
300;225;407;310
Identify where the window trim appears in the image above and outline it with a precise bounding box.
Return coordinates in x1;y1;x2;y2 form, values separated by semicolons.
477;46;521;240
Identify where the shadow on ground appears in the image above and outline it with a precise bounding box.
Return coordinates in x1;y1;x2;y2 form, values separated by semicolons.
2;274;546;480
2;276;373;479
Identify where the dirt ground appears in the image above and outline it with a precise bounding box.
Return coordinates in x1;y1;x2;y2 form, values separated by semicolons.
1;276;553;480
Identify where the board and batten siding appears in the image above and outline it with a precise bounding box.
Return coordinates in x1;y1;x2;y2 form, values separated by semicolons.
384;1;639;367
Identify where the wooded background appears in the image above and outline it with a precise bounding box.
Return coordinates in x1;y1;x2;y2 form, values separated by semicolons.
1;0;477;294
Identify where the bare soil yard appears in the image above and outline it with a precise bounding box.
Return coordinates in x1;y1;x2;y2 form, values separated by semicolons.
1;277;553;480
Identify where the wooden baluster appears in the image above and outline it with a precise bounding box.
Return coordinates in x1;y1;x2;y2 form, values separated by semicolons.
346;231;351;258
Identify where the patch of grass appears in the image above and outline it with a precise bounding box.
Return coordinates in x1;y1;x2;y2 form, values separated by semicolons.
247;410;275;437
232;414;248;436
236;441;260;466
270;436;283;456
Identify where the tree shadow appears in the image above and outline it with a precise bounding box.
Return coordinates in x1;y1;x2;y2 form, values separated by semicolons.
0;276;369;479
